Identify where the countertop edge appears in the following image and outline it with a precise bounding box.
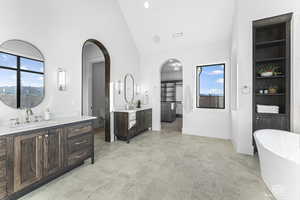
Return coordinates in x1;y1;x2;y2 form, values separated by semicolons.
0;116;97;137
113;107;152;113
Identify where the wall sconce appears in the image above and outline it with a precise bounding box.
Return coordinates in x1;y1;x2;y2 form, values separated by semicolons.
135;84;141;95
57;68;66;91
115;80;123;95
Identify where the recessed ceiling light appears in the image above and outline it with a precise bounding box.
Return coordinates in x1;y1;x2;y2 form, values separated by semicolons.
144;1;150;9
153;35;160;44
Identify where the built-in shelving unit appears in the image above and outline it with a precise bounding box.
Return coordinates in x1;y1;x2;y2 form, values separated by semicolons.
161;80;182;122
252;13;292;152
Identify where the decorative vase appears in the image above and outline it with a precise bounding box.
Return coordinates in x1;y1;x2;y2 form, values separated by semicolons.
269;88;277;94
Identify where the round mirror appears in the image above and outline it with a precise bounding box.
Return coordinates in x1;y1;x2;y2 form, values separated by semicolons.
124;73;134;104
0;40;45;109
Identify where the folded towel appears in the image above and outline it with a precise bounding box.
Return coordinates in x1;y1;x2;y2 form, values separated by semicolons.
257;105;279;114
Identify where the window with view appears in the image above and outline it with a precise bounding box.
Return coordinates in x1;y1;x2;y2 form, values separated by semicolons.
196;64;225;109
0;52;44;108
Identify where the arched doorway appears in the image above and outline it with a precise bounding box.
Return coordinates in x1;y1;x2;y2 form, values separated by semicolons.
82;39;111;142
160;58;183;133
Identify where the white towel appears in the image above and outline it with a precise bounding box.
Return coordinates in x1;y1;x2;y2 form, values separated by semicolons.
257;105;279;114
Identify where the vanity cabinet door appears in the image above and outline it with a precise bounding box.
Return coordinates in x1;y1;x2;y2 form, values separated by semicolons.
0;137;8;199
14;132;44;192
136;111;145;133
145;109;152;129
44;129;62;176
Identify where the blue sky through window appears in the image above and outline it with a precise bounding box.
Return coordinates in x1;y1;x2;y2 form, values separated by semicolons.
20;58;44;72
198;64;224;96
0;52;17;68
0;69;16;88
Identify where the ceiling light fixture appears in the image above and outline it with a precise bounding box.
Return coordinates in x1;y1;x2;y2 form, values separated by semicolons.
144;1;150;9
174;66;180;71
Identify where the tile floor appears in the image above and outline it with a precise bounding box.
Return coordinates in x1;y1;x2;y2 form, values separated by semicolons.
20;122;274;200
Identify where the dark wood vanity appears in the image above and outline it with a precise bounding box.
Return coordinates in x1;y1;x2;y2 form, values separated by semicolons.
0;119;94;200
114;109;152;143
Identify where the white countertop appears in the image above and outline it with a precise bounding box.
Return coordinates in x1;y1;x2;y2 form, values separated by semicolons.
0;116;97;136
113;107;152;113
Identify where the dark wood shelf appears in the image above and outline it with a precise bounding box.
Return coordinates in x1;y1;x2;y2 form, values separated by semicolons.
256;39;286;47
256;113;287;117
256;75;285;79
256;93;285;96
256;57;285;63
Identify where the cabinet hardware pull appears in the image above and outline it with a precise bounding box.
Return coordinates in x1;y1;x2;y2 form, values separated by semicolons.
75;152;86;159
75;140;88;145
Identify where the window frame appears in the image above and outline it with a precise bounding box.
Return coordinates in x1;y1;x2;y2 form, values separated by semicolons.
196;63;225;109
0;51;45;108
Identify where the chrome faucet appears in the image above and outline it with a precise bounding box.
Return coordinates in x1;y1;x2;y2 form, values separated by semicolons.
25;108;33;123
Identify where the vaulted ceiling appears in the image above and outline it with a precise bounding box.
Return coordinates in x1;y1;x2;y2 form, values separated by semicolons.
117;0;236;55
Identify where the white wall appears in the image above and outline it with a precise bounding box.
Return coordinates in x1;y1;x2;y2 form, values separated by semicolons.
141;43;231;139
117;0;235;55
231;0;300;154
0;0;140;126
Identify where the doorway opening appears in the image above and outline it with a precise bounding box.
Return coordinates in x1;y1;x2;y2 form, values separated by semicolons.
160;59;183;133
82;39;111;142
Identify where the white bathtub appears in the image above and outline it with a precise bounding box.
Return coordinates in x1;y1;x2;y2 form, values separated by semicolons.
254;129;300;200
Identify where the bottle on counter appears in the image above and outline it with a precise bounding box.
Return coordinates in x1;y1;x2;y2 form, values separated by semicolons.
44;108;51;121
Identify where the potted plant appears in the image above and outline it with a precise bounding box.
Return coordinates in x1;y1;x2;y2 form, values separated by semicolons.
258;64;279;77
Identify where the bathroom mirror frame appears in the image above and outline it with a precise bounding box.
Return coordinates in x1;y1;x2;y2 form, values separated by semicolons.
0;39;45;109
124;73;135;104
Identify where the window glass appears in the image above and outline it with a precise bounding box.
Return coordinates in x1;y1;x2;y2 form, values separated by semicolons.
196;64;225;109
0;69;17;108
0;52;17;68
20;57;44;72
20;72;44;108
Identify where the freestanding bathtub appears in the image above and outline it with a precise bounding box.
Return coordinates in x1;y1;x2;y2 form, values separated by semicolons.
254;129;300;200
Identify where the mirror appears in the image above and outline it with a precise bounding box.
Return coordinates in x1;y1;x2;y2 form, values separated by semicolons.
124;73;134;104
0;40;45;109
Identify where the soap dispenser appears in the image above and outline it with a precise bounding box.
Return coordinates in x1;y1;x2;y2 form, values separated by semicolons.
44;108;51;121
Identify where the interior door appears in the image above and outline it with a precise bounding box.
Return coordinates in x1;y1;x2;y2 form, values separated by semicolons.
44;129;62;176
14;132;44;192
92;63;105;128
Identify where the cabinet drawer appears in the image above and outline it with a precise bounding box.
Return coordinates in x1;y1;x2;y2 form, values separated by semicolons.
67;123;92;138
0;181;7;199
68;149;91;166
0;160;6;179
68;134;92;154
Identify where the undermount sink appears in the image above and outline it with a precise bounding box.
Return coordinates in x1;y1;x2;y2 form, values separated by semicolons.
9;120;56;130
